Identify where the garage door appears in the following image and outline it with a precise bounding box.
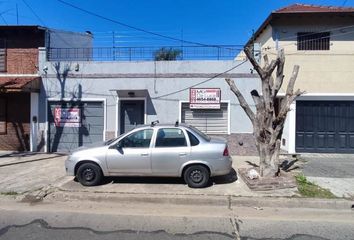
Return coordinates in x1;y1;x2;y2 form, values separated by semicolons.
181;102;228;134
48;101;104;152
296;101;354;153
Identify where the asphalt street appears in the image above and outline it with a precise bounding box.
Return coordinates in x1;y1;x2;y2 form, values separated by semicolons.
0;198;353;240
302;154;354;178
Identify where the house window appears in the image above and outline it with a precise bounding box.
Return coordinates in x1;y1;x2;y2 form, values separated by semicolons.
0;98;6;134
297;32;330;51
0;39;6;72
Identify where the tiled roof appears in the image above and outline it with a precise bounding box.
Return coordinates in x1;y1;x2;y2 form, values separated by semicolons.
0;76;40;89
274;3;354;13
245;3;354;47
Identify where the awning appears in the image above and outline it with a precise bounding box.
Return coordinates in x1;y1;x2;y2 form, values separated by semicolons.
0;76;40;92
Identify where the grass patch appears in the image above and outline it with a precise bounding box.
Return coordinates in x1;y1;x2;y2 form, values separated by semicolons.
295;174;336;198
0;191;19;196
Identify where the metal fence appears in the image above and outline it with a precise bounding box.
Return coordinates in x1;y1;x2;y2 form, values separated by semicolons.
47;45;242;61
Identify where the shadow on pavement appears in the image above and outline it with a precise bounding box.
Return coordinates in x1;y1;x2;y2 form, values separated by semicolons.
74;168;238;188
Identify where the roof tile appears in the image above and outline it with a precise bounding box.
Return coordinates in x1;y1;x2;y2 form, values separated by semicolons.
274;3;354;13
0;77;40;89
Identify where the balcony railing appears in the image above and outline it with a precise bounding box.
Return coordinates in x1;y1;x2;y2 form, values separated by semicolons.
47;45;242;61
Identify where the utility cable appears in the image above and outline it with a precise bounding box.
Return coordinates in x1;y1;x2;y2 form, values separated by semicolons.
56;0;240;48
153;60;249;99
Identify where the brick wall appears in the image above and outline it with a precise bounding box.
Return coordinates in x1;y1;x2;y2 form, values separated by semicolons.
0;93;30;151
6;48;38;74
0;27;45;74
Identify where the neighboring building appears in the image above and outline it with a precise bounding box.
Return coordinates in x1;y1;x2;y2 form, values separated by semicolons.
38;46;260;154
0;25;92;152
245;4;354;153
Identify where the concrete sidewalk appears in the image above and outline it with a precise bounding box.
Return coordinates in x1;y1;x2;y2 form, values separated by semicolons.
0;152;67;194
0;152;353;210
57;156;298;198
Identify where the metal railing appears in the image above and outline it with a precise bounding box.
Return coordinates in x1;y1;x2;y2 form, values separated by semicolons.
47;45;242;61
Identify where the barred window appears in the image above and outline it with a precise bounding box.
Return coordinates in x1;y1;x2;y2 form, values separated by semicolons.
297;32;330;51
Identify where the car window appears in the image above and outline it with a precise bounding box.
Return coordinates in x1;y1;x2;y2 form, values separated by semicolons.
189;126;211;142
120;129;153;148
155;128;187;147
186;130;200;146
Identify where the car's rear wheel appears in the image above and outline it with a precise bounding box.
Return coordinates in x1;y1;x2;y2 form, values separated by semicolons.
183;165;209;188
76;163;103;186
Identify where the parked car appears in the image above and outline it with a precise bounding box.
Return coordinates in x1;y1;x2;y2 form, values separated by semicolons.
65;123;232;188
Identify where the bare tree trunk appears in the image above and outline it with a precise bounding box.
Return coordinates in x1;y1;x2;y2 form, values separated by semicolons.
225;47;303;178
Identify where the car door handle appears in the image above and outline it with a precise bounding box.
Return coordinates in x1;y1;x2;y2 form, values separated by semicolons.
179;153;187;156
141;153;149;157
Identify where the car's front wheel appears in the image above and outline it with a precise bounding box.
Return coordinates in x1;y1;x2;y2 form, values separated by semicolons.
76;162;103;186
183;165;210;188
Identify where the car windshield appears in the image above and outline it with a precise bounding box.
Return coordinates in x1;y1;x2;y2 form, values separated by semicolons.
188;126;211;142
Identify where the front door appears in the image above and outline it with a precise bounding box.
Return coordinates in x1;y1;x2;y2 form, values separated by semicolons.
120;100;144;134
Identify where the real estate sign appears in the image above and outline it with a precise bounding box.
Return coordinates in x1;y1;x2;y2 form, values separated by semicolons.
54;107;81;127
190;88;221;109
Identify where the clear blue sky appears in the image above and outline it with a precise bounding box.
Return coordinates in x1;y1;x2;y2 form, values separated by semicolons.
0;0;353;47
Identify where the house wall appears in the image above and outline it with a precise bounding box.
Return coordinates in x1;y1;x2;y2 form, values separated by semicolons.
39;49;261;154
253;13;354;153
255;14;354;93
0;27;45;74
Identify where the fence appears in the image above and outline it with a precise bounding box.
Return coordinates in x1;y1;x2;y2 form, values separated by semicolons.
47;45;242;61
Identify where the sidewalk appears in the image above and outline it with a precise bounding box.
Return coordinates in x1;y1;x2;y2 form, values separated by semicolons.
0;152;353;210
0;152;67;194
57;156;298;198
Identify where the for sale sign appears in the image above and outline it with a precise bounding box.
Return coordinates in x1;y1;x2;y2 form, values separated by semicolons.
190;88;221;109
54;107;81;127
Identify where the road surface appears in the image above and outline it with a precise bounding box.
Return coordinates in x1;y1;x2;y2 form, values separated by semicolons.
0;197;353;240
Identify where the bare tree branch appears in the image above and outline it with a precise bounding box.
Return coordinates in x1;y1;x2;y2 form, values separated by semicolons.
225;78;255;122
286;65;300;96
244;47;265;79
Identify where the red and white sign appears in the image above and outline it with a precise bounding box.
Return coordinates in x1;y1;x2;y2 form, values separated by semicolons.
190;88;221;109
54;107;81;127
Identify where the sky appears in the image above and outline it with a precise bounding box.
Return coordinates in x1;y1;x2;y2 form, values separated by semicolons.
0;0;353;47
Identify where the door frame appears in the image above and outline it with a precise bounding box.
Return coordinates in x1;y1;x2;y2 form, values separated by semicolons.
45;98;107;153
178;100;231;135
117;97;147;136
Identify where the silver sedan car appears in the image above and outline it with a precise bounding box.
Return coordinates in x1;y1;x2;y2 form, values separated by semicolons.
65;123;232;188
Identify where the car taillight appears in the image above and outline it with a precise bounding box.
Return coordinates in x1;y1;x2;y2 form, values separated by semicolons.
223;146;229;156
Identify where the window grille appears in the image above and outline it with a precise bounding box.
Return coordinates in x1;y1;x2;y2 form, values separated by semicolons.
297;32;330;51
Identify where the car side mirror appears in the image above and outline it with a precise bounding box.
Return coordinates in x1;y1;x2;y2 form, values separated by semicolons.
109;142;122;150
116;141;123;149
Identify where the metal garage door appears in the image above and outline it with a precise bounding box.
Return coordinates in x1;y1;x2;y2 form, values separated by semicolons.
48;101;104;152
296;101;354;153
181;102;228;134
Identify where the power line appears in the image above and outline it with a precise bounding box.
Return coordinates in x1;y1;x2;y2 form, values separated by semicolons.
248;25;354;54
56;0;239;48
342;0;349;6
21;0;45;25
153;60;249;99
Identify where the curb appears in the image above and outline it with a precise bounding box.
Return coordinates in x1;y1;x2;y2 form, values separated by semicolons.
49;190;354;210
0;154;66;168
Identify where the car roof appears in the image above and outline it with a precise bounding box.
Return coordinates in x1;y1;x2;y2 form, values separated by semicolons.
137;123;191;129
